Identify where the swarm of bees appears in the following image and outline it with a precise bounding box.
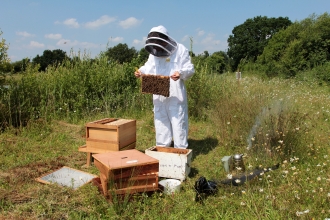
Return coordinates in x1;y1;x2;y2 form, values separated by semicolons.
141;74;170;97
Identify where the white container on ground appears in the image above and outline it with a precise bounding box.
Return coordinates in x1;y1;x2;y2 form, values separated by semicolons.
145;146;192;181
159;179;181;194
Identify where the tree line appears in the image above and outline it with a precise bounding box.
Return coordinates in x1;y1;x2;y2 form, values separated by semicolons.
1;12;330;82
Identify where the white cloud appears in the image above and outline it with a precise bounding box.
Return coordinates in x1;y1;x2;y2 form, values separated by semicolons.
133;36;146;46
28;41;44;48
198;30;205;36
181;35;190;42
56;39;98;49
63;18;80;28
85;15;116;29
108;37;124;43
201;34;220;45
133;39;143;45
16;31;34;37
119;17;142;29
45;33;62;40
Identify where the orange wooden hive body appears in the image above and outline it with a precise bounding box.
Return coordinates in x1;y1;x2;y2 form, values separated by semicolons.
79;118;136;166
92;149;159;196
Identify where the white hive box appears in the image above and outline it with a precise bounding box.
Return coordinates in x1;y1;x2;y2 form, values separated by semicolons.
145;146;192;181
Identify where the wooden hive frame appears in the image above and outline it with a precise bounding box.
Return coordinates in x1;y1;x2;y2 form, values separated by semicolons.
141;74;170;97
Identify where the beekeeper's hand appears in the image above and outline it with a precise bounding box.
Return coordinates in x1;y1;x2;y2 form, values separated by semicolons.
171;71;180;81
134;69;142;78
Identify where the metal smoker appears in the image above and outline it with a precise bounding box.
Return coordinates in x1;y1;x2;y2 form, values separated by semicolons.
232;154;245;175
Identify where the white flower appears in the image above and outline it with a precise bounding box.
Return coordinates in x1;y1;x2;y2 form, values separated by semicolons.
227;174;233;179
235;179;241;184
259;188;264;192
278;140;283;144
240;201;246;206
317;177;321;181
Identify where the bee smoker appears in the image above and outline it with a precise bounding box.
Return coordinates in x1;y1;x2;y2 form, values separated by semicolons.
232;154;245;175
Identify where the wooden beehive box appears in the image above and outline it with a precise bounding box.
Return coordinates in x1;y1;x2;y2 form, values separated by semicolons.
145;146;192;181
92;149;159;196
84;118;136;152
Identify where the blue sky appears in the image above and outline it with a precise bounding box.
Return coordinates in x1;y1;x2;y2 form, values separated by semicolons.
1;0;329;62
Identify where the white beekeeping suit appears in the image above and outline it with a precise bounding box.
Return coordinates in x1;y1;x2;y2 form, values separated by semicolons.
139;25;195;149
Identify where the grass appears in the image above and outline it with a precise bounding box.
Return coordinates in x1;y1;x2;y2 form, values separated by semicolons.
0;72;330;219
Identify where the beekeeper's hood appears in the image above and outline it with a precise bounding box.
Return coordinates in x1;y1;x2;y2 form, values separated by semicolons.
145;25;177;57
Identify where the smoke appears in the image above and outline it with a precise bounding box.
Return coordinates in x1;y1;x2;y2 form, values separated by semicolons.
247;100;286;150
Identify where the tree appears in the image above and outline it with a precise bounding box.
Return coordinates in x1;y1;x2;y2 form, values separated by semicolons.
0;29;10;84
205;51;230;74
32;49;68;71
136;47;149;65
105;43;138;64
257;13;330;78
12;58;30;73
227;16;292;70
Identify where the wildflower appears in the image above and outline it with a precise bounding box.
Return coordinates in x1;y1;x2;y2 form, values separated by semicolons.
296;210;309;216
278;140;283;144
227;174;232;179
241;190;246;194
295;127;300;131
235;179;241;184
291;166;296;170
251;137;255;141
283;160;288;164
248;164;253;169
317;177;321;181
283;170;289;174
327;193;330;197
240;201;246;206
259;188;264;192
319;188;323;192
317;164;321;167
227;122;230;125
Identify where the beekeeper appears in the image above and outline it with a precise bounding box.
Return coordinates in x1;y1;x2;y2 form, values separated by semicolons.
135;25;195;149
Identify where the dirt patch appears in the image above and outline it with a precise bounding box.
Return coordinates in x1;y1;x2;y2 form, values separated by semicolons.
1;156;68;185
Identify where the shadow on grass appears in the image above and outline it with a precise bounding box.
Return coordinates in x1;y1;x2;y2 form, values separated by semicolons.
188;136;219;160
188;136;218;178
